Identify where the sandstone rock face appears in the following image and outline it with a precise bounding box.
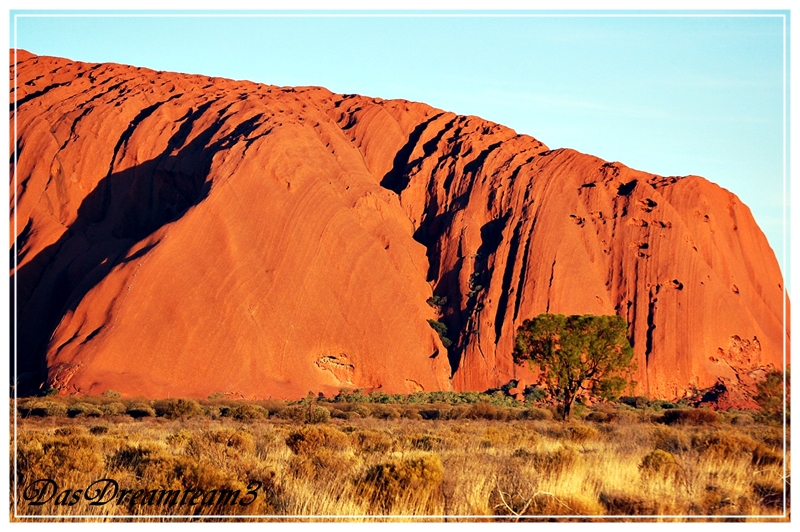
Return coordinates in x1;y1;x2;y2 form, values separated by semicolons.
10;50;789;399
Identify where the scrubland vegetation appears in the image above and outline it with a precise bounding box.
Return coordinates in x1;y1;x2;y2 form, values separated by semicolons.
11;390;789;521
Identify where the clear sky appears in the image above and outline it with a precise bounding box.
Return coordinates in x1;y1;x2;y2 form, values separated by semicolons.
9;9;790;283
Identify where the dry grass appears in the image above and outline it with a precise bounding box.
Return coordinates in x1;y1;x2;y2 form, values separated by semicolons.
9;398;790;522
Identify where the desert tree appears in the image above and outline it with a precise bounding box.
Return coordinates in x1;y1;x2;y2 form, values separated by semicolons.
513;313;636;420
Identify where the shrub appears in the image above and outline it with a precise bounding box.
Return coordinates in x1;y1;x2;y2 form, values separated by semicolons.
619;396;648;409
350;404;372;418
419;405;451;420
276;405;304;422
221;403;269;421
523;385;547;402
659;408;718;425
54;426;86;437
308;406;331;423
410;434;445;451
258;400;287;417
755;369;789;423
585;411;609;423
126;402;156;418
426;295;448;309
166;429;192;447
277;404;331;423
427;319;453;348
518;407;553;421
606;409;640;424
650;400;677;410
21;400;68;417
153;398;202;419
651;425;691;455
370;404;400;420
288;447;355;482
465;402;506;420
367;391;403;404
109;443;156;473
691;430;758;460
89;424;110;435
285;425;350;455
67;402;104;418
350;430;393;454
361;453;444;512
728;413;755;426
525;447;578;476
400;406;422;420
202;428;256;454
329;406;350;419
599;492;657;515
17;433;104;479
638;449;683;482
752;478;785;508
565;424;599;444
333;389;370;403
99;401;127;416
752;443;783;467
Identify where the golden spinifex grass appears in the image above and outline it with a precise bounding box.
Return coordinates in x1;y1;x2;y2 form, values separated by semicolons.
10;398;789;521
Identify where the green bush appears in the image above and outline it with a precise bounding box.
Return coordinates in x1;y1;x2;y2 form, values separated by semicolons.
332;389;370;403
524;386;547;402
427;319;453;348
426;295;448;309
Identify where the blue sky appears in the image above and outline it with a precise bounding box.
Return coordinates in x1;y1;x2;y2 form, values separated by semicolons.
10;10;790;283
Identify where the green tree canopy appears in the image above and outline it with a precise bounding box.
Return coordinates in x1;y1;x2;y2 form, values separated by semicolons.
513;313;636;420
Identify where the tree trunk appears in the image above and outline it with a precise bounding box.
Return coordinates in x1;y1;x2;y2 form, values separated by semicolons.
562;392;573;420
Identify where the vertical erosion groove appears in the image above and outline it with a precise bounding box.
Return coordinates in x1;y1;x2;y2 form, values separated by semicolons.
495;220;523;343
379;112;444;194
